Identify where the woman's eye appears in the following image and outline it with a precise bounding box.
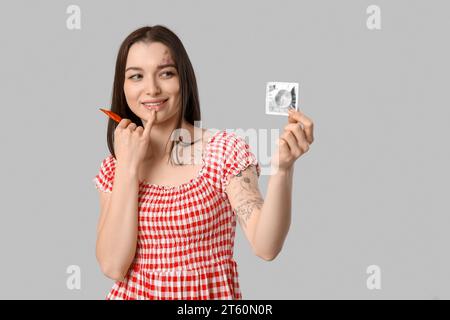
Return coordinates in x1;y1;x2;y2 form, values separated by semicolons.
161;71;174;78
129;74;142;80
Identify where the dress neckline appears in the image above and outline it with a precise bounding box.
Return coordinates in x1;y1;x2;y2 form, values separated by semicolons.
138;129;222;192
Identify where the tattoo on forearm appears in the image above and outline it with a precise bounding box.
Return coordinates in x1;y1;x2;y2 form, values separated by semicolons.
226;165;264;229
234;197;264;229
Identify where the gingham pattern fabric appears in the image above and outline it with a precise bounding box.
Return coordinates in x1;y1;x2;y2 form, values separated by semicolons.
93;129;261;300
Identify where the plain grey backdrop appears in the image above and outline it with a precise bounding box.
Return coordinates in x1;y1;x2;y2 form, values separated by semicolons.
0;0;449;299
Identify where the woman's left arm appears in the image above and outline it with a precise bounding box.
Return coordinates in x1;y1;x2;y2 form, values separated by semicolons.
254;108;315;260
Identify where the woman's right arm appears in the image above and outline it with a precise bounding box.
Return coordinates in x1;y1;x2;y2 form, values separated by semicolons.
95;163;140;281
95;110;156;281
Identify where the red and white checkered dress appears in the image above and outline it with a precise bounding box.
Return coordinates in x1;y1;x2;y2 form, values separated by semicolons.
93;129;261;300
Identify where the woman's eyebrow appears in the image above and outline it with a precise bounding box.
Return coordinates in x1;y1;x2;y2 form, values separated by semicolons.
125;63;176;72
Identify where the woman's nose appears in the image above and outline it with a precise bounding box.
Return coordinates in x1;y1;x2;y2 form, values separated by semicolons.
145;79;161;95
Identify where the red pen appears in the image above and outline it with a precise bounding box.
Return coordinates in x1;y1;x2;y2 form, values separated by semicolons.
99;108;122;123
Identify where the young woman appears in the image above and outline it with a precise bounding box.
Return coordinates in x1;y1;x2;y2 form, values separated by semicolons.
93;25;314;300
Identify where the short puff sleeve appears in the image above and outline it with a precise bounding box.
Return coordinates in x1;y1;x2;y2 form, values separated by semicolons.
220;132;261;192
92;154;117;193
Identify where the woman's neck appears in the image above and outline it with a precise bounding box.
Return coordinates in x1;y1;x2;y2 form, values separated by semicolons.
146;116;196;162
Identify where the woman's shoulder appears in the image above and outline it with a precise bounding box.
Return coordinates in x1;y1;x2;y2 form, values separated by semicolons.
97;154;117;176
203;128;255;165
103;153;117;167
93;154;117;193
201;128;261;195
204;128;243;149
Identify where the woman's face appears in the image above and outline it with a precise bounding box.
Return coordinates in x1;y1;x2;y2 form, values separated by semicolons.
124;41;181;125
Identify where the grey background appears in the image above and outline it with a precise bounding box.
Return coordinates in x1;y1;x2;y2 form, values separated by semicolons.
0;0;448;299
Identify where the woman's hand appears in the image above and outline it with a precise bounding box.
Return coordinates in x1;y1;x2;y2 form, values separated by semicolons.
113;109;156;171
270;108;315;173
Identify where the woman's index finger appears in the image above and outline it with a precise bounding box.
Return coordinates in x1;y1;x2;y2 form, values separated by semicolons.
143;110;157;138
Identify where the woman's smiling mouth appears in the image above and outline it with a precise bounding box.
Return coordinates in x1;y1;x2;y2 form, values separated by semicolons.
142;98;169;110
